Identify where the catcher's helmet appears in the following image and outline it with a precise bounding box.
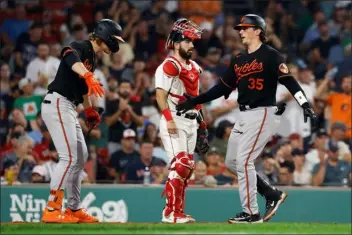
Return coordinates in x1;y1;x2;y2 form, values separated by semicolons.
234;14;266;33
165;18;202;50
93;19;125;53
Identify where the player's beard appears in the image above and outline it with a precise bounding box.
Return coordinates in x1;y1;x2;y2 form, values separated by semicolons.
179;47;193;60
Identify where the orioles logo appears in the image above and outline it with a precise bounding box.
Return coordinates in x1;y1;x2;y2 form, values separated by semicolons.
234;59;263;79
240;16;246;24
279;63;289;74
83;59;93;71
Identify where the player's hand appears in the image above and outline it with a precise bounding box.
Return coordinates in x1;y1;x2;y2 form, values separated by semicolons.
196;122;209;154
85;106;101;128
167;120;178;135
84;72;105;98
302;103;317;127
176;94;196;114
275;102;286;115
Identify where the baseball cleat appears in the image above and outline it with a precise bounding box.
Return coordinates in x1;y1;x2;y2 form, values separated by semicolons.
263;191;288;222
42;208;79;223
161;208;195;223
228;212;263;224
65;208;99;223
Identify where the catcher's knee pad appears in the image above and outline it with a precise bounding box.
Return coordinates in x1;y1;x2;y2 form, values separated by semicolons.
173;152;194;179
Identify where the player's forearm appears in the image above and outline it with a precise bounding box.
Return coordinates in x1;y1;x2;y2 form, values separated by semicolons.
71;62;90;77
191;82;232;105
156;88;169;111
82;95;92;109
312;166;326;186
279;75;310;107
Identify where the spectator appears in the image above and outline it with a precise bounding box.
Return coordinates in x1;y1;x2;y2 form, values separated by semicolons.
49;42;62;59
149;158;168;184
32;143;87;183
108;129;139;183
316;74;351;139
1;135;36;183
292;148;312;186
124;140;159;184
179;0;222;26
13;78;42;130
1;159;20;185
141;0;166;25
194;21;223;58
189;160;217;187
257;150;279;185
0;4;29;45
1;63;11;95
141;122;158;144
312;140;351;186
141;89;160;129
276;160;295;186
0;123;25;158
25;41;60;96
14;22;43;76
288;133;304;151
329;122;351;162
301;10;327;49
309;20;340;77
274;138;293;163
0;100;10;146
205;147;225;176
199;70;215;94
129;20;158;60
202;47;227;78
305;128;329;172
108;51;128;81
105;79;143;154
32;124;53;164
209;120;233;158
208;90;238;127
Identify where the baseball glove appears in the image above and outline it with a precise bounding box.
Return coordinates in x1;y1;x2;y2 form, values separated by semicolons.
195;123;209;154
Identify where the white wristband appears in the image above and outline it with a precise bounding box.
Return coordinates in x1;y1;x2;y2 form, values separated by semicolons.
294;91;308;106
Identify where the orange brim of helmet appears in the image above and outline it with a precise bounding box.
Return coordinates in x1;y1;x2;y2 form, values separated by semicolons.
234;24;256;30
114;35;125;42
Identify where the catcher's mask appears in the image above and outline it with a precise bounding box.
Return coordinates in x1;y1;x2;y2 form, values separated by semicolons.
93;19;125;53
165;18;202;50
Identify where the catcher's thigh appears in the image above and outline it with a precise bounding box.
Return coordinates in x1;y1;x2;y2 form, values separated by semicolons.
160;117;198;164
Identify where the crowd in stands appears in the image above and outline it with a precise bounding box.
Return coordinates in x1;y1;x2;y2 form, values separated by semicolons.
0;0;351;187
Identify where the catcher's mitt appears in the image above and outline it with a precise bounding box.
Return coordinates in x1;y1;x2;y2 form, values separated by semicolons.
195;127;209;154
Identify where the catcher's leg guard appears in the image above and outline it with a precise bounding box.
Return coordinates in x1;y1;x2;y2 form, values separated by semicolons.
180;154;195;217
161;152;195;223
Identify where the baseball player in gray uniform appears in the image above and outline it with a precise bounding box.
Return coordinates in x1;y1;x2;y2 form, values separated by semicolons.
177;14;317;223
41;19;125;223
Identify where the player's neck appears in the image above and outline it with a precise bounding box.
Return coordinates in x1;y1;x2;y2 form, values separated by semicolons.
90;40;101;53
247;41;262;54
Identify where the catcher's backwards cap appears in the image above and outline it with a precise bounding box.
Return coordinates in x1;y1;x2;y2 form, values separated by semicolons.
165;18;202;50
93;19;125;53
234;14;266;33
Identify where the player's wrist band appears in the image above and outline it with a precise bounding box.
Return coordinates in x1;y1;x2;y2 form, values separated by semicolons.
162;108;173;121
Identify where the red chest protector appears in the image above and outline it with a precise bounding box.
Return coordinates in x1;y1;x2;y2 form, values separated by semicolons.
169;56;200;97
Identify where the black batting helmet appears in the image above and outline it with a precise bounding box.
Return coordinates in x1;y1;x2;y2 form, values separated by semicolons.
165;18;202;50
234;14;266;33
93;19;125;53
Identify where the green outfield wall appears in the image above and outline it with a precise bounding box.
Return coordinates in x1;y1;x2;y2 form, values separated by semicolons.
1;185;350;223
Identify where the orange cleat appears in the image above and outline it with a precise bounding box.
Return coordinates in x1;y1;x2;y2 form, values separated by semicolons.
65;208;99;223
42;208;79;223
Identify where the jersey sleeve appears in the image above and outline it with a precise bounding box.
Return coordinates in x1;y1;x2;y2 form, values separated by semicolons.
273;52;292;79
219;57;237;89
61;41;84;60
155;61;179;91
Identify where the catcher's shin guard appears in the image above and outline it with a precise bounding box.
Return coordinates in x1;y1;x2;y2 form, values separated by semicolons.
180;154;195;214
